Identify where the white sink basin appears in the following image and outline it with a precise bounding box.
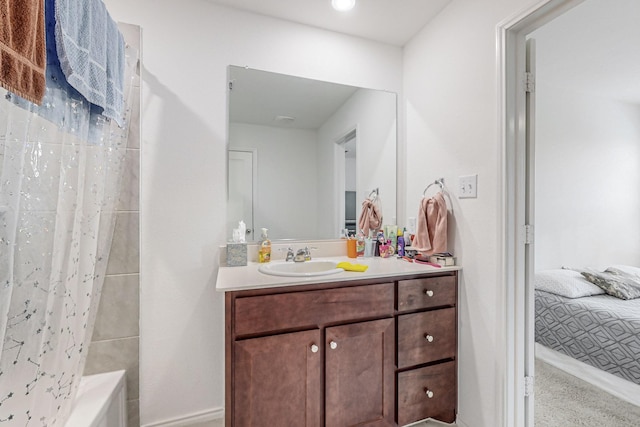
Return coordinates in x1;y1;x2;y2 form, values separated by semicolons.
258;260;344;277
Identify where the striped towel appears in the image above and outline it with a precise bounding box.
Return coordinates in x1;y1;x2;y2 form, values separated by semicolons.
0;0;46;104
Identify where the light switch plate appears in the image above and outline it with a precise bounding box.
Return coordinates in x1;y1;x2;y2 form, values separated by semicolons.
407;217;416;234
458;174;478;199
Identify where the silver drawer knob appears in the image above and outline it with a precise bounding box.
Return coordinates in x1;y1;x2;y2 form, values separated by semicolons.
424;290;434;297
310;344;319;353
330;341;338;350
425;334;434;343
426;389;434;398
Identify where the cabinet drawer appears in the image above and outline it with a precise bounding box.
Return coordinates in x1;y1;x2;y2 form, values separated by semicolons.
234;282;394;336
397;308;456;368
397;361;456;425
397;276;456;312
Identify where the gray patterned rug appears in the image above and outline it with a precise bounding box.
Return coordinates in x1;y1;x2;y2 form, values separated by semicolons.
535;359;640;426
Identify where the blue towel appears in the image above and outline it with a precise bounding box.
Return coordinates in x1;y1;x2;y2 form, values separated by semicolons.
8;0;119;143
54;0;125;126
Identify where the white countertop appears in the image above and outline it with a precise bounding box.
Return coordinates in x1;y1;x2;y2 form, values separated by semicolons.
216;255;461;292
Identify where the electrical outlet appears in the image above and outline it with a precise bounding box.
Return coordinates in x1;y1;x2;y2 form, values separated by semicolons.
458;174;478;199
407;217;416;234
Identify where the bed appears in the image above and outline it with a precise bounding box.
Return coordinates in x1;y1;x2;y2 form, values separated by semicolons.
534;267;640;390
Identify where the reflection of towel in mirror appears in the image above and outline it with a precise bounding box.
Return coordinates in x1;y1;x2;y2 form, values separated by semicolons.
358;198;382;236
412;192;447;256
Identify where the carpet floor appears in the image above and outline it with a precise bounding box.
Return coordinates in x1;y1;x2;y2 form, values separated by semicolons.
535;359;640;426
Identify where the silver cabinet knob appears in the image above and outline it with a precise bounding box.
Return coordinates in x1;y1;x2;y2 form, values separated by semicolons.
424;289;434;297
426;389;434;398
425;334;434;343
330;341;338;350
310;344;319;353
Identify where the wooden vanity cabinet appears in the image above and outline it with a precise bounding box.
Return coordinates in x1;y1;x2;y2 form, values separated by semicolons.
225;272;458;427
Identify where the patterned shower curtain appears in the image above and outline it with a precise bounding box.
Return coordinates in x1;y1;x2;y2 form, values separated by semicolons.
0;44;137;424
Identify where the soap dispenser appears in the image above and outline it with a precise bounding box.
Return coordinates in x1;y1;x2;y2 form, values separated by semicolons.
258;228;271;263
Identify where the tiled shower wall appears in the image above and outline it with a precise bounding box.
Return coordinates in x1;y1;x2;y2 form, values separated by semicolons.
84;23;142;427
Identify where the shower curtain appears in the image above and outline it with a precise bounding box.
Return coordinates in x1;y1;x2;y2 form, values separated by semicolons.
0;43;137;425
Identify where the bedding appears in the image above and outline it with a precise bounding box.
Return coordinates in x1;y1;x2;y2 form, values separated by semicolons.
580;269;640;300
535;289;640;386
608;265;640;277
534;269;604;298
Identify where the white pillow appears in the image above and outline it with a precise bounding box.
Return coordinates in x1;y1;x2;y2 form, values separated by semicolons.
607;265;640;278
534;269;605;298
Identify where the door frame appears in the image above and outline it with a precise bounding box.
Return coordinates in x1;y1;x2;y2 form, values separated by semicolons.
497;1;585;426
333;126;358;237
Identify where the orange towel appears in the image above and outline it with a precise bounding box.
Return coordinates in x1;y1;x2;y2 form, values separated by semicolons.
0;0;46;104
412;191;448;256
358;198;382;236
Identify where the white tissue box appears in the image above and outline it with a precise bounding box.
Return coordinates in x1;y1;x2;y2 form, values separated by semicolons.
226;243;247;266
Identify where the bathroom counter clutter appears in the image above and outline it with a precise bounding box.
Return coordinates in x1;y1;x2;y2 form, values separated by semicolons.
216;255;460;292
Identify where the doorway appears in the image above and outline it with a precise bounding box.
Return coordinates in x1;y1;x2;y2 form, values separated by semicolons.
499;1;586;426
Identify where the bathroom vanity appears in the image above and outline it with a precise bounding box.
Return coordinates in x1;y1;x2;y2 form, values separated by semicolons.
218;257;459;427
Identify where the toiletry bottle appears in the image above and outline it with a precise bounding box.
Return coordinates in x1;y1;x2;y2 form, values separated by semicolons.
389;226;397;249
397;234;405;257
403;227;410;247
258;228;271;263
356;231;365;257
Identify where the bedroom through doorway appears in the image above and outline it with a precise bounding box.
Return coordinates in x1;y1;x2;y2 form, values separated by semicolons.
529;0;640;424
501;1;640;426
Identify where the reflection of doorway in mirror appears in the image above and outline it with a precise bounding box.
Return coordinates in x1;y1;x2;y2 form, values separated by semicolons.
228;149;257;242
337;129;357;236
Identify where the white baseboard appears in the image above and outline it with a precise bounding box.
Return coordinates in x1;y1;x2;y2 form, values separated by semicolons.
535;343;640;407
143;407;471;427
142;407;224;427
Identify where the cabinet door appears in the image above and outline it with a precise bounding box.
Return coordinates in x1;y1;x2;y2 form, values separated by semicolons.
234;329;321;427
325;318;395;427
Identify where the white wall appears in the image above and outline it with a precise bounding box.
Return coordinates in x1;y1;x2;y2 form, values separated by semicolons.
534;87;640;270
530;0;640;271
102;0;402;424
229;123;319;240
403;0;538;426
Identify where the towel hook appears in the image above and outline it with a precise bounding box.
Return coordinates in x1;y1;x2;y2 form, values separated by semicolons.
368;188;379;200
422;178;444;197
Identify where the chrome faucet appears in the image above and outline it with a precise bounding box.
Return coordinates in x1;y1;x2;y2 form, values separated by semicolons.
303;246;313;261
285;247;295;262
285;246;315;262
294;248;306;262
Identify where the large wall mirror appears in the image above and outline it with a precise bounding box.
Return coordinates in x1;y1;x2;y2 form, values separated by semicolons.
226;66;397;242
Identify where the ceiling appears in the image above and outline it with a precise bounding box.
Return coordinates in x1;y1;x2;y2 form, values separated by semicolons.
205;0;452;46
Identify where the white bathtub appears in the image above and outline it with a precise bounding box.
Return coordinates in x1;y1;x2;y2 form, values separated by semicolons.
65;370;127;427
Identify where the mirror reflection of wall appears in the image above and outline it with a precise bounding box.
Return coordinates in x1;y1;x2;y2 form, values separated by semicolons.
227;66;397;242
